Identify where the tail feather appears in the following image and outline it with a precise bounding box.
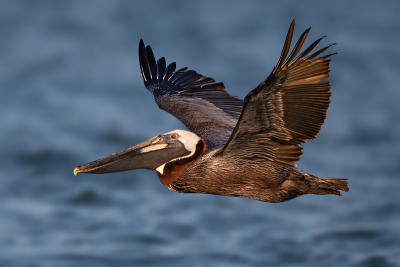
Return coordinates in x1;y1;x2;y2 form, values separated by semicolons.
307;176;349;196
321;178;349;192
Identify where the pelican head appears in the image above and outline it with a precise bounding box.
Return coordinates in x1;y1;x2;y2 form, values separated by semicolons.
74;130;202;176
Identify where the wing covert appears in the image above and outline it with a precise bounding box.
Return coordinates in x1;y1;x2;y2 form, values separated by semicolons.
139;40;244;148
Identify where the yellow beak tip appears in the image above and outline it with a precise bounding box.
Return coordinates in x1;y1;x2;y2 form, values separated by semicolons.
73;167;80;176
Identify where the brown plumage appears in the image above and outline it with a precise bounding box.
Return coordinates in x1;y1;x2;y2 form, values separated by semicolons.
158;142;348;203
74;20;348;203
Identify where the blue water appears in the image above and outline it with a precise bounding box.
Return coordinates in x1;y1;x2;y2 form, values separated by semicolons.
1;1;399;266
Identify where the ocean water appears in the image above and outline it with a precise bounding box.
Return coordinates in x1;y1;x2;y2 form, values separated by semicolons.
1;1;399;266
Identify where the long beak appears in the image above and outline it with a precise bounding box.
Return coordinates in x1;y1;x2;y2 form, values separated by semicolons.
74;135;190;175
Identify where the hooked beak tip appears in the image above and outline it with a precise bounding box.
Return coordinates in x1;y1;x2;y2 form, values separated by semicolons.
73;167;80;176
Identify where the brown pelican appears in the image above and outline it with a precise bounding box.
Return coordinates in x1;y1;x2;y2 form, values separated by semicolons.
74;20;348;203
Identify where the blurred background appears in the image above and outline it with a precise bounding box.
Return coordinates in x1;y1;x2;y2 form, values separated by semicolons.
0;1;399;266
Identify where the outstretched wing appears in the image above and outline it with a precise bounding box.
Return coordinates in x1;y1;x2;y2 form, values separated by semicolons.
219;19;335;167
139;40;243;148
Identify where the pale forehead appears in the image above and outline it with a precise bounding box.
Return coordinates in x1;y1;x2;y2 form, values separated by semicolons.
165;129;200;139
165;129;200;151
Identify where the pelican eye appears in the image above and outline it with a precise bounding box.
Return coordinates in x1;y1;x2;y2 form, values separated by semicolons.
170;133;179;140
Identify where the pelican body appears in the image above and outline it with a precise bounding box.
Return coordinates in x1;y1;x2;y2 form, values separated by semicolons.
74;20;348;203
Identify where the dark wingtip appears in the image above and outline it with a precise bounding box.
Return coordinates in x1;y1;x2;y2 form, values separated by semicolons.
146;45;157;82
276;20;295;70
139;39;145;53
139;39;144;53
139;39;154;93
157;57;166;80
281;25;311;67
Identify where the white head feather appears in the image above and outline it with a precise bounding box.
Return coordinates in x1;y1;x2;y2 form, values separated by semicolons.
156;129;201;174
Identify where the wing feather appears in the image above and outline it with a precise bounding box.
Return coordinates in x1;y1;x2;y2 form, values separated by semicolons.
139;40;244;147
276;20;295;70
164;62;176;81
219;19;335;166
282;27;310;66
145;46;157;81
157;57;166;80
139;40;151;86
